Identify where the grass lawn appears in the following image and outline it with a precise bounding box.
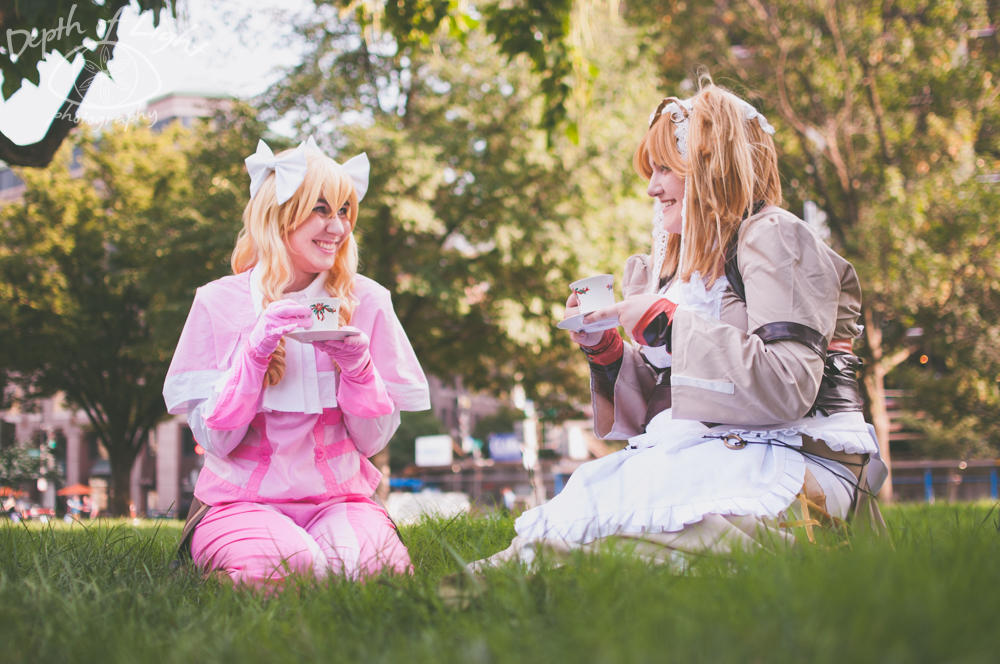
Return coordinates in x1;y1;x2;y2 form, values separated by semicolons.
0;502;997;663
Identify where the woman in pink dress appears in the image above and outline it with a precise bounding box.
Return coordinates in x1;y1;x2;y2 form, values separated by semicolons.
164;138;430;586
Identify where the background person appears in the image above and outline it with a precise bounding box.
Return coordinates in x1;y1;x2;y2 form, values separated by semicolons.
164;138;430;586
478;76;885;568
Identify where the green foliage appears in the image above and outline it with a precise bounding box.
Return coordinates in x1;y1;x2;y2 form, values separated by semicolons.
0;105;267;513
323;0;577;135
0;505;997;663
0;444;49;486
266;4;655;413
482;0;575;133
0;1;175;100
471;406;522;442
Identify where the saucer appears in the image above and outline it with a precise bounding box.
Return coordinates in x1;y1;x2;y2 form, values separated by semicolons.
556;313;619;333
286;329;359;343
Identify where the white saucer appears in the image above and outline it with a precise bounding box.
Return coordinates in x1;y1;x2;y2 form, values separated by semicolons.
556;313;619;333
286;329;359;343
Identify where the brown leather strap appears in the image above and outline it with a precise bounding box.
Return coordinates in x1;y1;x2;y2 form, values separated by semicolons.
642;381;672;430
798;435;866;481
175;497;211;562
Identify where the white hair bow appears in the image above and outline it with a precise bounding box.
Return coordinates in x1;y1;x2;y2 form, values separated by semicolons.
300;136;370;201
245;140;309;204
245;137;371;204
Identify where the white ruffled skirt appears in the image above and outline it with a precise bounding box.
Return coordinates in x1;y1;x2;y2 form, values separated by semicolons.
514;410;881;545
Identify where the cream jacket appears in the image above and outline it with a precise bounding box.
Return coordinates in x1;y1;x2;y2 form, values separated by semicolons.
593;206;863;439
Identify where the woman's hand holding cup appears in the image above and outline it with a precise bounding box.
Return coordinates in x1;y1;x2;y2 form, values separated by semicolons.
585;293;671;343
564;292;605;347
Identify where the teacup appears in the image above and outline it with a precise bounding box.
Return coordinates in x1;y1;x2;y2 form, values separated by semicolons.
303;297;341;331
569;274;615;314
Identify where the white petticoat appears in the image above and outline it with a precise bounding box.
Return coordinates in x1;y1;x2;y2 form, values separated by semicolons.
514;410;881;545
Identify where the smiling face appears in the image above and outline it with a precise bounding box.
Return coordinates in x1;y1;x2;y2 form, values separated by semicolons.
647;156;685;234
285;198;352;291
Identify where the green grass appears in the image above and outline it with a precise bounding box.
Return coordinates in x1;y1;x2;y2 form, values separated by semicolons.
0;504;997;663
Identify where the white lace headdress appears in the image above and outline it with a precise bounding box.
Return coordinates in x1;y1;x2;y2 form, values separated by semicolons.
645;92;775;292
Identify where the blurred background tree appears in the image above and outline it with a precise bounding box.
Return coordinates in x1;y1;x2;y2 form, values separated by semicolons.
0;105;265;514
0;444;52;488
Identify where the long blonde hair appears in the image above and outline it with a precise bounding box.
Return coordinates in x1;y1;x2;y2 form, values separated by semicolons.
633;78;781;282
232;149;360;385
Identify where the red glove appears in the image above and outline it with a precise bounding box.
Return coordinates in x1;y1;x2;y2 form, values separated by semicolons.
631;298;677;350
581;329;624;365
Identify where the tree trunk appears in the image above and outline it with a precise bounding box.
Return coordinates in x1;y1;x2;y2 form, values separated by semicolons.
862;319;894;502
108;452;134;517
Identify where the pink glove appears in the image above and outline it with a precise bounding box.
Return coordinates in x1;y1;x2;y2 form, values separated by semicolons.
314;327;393;417
313;326;372;378
205;300;312;431
246;300;313;360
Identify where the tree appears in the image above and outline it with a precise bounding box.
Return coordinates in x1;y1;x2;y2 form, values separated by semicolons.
0;0;175;167
621;0;1000;498
0;444;51;488
266;4;656;413
326;0;580;138
0;105;267;514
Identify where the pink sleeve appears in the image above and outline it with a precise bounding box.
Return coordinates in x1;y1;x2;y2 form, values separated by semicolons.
335;358;395;418
203;344;269;430
164;287;225;415
350;281;431;412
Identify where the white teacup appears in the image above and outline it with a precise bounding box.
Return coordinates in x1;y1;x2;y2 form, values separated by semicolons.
569;274;615;314
303;297;341;331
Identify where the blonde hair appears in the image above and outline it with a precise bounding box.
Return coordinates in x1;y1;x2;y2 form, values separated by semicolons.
232;149;360;385
633;78;781;282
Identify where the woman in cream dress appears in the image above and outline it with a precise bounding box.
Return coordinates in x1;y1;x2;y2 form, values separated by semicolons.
478;78;885;568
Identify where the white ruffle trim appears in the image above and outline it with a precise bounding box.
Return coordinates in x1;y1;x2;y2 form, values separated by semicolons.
514;442;806;545
722;411;879;456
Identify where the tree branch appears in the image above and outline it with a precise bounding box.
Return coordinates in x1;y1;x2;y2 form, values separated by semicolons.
0;12;121;168
882;343;917;374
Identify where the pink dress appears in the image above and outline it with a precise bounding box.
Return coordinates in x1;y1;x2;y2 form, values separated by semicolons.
164;269;430;584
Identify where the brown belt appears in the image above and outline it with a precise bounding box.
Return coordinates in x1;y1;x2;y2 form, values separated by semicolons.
798;434;867;481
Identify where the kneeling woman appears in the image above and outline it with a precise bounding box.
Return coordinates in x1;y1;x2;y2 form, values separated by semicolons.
482;79;886;567
164;139;430;585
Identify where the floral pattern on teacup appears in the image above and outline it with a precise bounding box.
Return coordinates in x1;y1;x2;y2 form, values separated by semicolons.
310;303;337;321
